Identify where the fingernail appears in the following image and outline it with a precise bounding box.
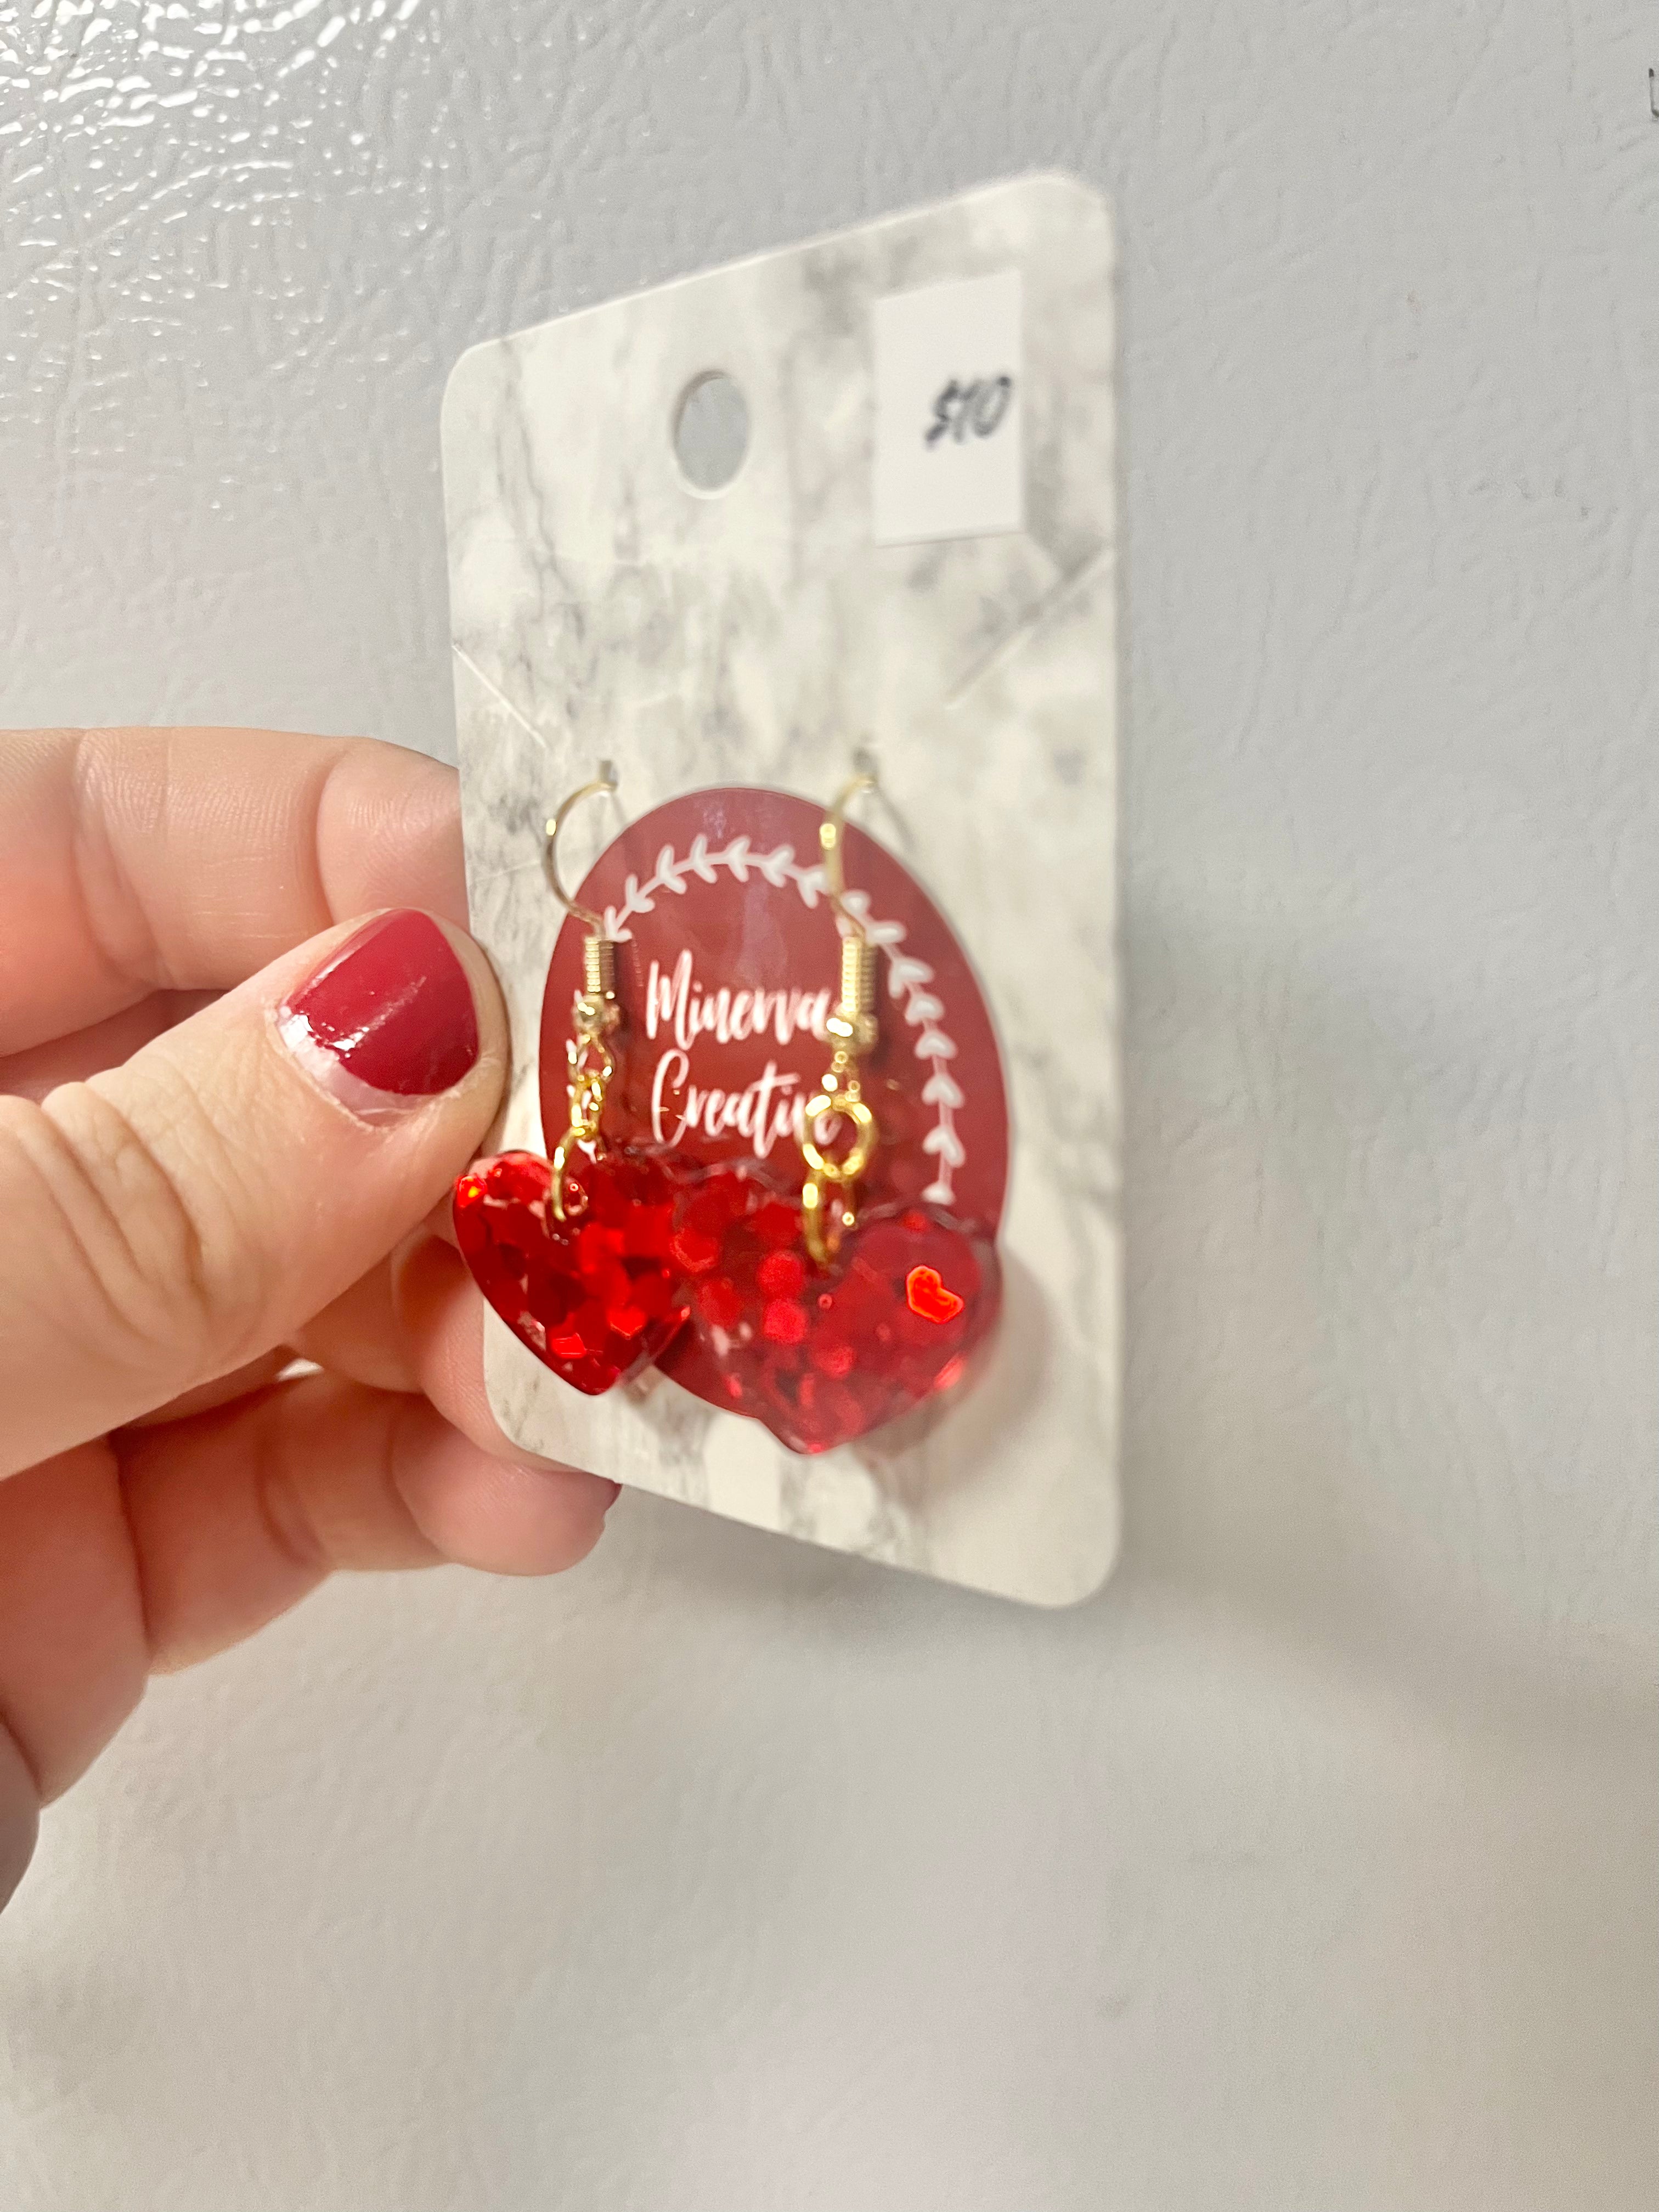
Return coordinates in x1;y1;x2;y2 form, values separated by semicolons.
277;911;479;1118
526;1465;619;1509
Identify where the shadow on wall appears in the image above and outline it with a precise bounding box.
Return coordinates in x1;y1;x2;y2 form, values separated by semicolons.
1114;890;1652;1763
636;873;1653;1777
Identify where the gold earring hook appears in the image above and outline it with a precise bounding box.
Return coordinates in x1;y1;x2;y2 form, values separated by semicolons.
545;760;619;933
819;751;878;941
801;754;881;1267
545;764;622;1222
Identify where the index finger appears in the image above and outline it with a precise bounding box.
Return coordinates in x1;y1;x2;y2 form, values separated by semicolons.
0;727;467;1055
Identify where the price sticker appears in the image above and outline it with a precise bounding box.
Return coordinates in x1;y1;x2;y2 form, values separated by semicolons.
871;267;1024;546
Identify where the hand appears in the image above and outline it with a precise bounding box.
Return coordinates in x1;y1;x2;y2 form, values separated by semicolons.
0;728;616;1912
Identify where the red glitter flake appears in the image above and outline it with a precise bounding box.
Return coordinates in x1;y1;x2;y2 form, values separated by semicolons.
763;1297;808;1346
757;1248;807;1299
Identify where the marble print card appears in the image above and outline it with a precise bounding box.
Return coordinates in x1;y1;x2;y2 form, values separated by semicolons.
442;173;1119;1607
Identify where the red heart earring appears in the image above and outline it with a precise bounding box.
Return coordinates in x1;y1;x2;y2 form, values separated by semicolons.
664;764;1002;1454
453;765;690;1395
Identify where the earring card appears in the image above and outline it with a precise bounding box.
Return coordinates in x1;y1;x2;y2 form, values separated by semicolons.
443;173;1119;1606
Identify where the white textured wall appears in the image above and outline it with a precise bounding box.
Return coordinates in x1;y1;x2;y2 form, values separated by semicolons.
2;5;1655;2208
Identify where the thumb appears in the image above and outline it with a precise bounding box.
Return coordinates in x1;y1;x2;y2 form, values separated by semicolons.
1;910;506;1477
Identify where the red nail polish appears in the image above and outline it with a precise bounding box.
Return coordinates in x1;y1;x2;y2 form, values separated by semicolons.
278;911;479;1104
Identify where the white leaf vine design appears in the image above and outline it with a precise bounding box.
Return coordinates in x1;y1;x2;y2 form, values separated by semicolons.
600;839;964;1205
